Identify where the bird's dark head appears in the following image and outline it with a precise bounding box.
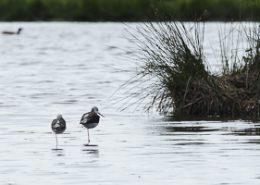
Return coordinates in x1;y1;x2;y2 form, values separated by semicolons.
56;114;63;120
17;28;23;34
91;106;99;112
91;106;104;117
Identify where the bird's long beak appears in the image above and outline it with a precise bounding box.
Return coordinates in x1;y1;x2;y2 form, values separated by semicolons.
97;111;104;117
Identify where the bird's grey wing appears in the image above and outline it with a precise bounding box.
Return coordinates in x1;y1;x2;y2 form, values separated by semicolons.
51;119;57;127
60;118;66;127
80;113;90;124
51;119;60;132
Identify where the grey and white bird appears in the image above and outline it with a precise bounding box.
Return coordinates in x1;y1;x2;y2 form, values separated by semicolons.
80;106;103;145
2;28;23;35
51;114;66;149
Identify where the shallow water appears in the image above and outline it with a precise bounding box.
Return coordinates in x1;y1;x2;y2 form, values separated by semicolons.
0;22;260;185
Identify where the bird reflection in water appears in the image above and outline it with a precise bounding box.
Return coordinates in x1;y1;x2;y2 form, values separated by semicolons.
82;146;99;157
51;148;65;157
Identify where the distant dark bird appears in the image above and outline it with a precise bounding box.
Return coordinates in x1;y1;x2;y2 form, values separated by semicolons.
80;106;103;145
51;114;66;149
2;28;23;35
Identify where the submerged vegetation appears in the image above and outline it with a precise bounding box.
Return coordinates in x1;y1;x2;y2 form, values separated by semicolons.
122;22;260;119
1;0;260;21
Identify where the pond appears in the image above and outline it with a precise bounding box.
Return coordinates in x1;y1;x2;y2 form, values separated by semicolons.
0;22;260;185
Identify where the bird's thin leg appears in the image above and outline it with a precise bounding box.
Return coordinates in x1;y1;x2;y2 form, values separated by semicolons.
55;134;58;149
87;129;90;144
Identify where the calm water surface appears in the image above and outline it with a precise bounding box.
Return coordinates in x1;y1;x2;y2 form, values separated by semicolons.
0;22;260;185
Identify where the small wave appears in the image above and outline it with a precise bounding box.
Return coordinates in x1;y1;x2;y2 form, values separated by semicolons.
52;99;78;105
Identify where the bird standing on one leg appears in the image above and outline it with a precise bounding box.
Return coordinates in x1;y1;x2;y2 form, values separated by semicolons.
51;114;66;149
80;106;103;145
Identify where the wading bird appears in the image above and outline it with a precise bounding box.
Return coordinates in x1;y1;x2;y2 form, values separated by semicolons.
51;114;66;149
80;106;103;145
2;28;23;35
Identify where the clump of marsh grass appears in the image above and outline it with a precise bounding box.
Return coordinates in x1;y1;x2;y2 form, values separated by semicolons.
120;22;260;119
119;22;210;115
